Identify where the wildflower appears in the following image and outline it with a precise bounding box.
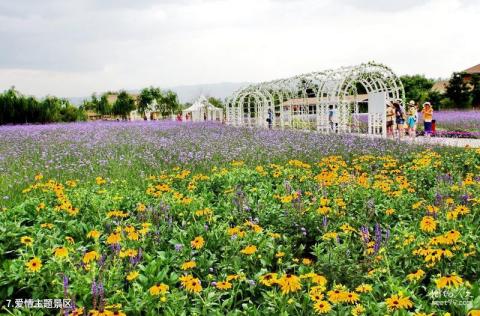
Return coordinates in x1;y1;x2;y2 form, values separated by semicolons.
385;293;413;311
191;236;205;249
352;304;366;316
309;285;326;296
95;177;106;185
259;273;278;286
20;236;33;246
385;208;395;215
106;232;122;245
182;276;202;293
313;300;332;314
355;284;372;293
240;245;257;255
275;251;285;258
26;257;42;272
53;247;68;258
83;251;100;264
87;230;101;239
136;203;146;212
65;236;75;244
40;223;54;229
149;283;169;295
309;293;324;301
277;274;301;294
181;261;197;270
467;310;480;316
310;274;327;286
302;258;312;265
216;281;232;290
327;289;347;303
435;273;463;289
420;216;437;232
126;271;139;281
344;292;360;304
406;269;425;282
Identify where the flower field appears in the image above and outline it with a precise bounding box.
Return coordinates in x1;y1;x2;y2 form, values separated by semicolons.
1;121;480;315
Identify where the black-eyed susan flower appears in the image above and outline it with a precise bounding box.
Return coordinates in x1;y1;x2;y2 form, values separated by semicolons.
181;261;196;270
351;304;365;315
327;289;347;303
313;300;331;314
53;247;68;258
259;273;278;286
406;269;425;282
216;281;232;290
20;236;33;246
385;293;413;311
87;230;101;239
190;236;205;249
240;245;257;255
106;232;122;245
420;216;437;232
26;257;42;272
277;274;301;294
149;283;169;295
344;292;360;304
184;277;202;293
435;273;463;289
355;284;372;293
126;271;139;281
83;251;99;264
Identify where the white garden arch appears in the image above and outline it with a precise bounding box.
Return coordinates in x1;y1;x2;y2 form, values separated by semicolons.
226;62;405;136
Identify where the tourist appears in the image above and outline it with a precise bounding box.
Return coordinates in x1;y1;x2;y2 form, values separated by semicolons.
328;105;339;133
422;102;433;136
176;113;182;122
386;101;395;137
267;109;273;129
407;101;417;138
394;102;405;138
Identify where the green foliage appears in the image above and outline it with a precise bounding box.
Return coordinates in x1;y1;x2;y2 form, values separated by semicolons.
0;87;86;125
208;97;225;110
400;75;435;104
157;90;180;117
471;74;480;107
112;91;136;119
446;72;472;108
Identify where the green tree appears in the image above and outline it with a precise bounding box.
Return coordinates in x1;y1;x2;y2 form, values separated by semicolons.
138;87;155;118
207;97;225;110
446;72;471;108
112;91;135;119
471;74;480;107
400;75;435;104
156;90;179;117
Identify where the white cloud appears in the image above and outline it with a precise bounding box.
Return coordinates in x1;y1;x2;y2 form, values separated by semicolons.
0;0;479;97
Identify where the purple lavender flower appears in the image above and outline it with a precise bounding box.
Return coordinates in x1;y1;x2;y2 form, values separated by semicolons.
174;244;183;252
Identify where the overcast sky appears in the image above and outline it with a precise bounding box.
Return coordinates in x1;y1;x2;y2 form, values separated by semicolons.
0;0;479;97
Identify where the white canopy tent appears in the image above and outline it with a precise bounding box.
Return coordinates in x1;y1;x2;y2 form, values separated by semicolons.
182;95;223;122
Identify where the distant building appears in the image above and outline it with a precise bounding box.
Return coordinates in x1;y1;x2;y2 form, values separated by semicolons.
431;80;449;94
430;64;479;94
463;64;480;82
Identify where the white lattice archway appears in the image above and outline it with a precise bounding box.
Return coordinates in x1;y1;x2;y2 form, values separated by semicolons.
226;62;405;137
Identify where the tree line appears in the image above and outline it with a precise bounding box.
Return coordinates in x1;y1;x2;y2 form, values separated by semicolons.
80;87;181;120
0;87;86;125
400;72;480;109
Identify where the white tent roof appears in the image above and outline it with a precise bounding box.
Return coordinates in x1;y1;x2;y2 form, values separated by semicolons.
183;95;222;112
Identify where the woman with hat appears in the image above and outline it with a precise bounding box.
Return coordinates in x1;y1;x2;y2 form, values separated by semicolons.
407;100;418;138
422;102;433;136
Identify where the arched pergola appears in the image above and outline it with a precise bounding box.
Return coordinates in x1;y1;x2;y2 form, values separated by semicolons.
226;62;405;136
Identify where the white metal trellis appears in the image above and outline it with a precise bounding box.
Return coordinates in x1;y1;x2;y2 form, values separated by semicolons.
226;62;405;137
